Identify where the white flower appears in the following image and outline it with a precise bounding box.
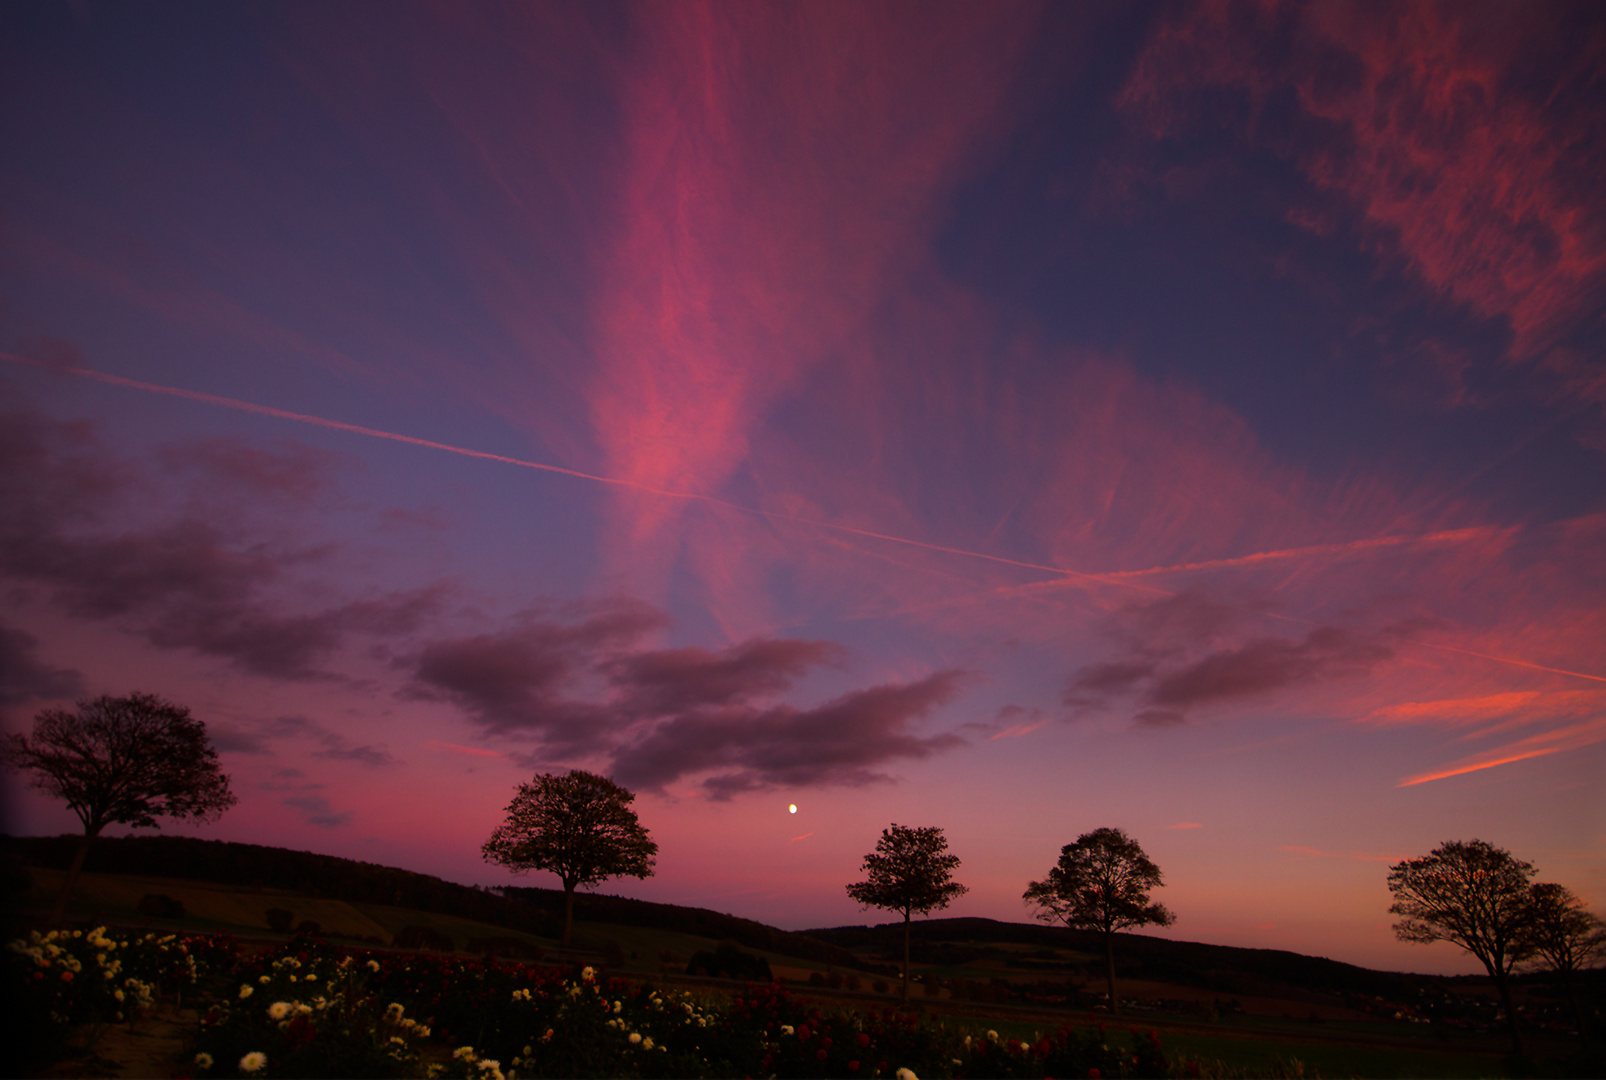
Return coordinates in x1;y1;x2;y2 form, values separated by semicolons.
387;1003;406;1020
581;966;596;982
367;959;381;972
259;975;271;984
523;1046;532;1056
239;1052;268;1073
613;1000;621;1012
987;1030;998;1041
239;985;254;999
305;973;317;981
629;1033;642;1045
781;1025;794;1036
642;1037;654;1051
896;1070;919;1080
454;1046;477;1061
268;1001;292;1021
194;1052;214;1069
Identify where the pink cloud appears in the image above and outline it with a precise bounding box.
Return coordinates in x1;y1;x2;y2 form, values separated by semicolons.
1119;0;1606;379
586;2;1038;583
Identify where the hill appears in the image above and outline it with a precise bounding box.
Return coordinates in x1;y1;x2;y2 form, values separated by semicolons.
805;917;1422;1001
1;833;861;969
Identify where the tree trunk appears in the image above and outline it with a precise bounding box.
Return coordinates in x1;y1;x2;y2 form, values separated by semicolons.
1492;971;1525;1057
562;881;576;947
902;908;911;1007
1562;977;1590;1051
1104;932;1120;1015
50;830;97;925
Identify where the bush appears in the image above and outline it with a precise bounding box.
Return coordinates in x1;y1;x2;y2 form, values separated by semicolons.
392;924;455;952
137;893;187;919
295;920;321;936
686;940;772;981
872;979;889;994
827;970;844;990
466;936;544;962
264;907;294;933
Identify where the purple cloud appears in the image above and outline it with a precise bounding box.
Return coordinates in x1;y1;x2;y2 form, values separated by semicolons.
0;621;84;709
609;670;969;799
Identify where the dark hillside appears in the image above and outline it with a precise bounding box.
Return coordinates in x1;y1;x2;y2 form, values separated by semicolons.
808;917;1423;999
3;834;861;968
499;885;863;969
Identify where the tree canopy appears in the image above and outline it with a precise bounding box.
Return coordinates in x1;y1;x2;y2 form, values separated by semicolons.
1387;839;1536;1054
1;691;236;921
1024;827;1175;1014
1517;882;1605;1048
482;769;656;945
846;823;967;1003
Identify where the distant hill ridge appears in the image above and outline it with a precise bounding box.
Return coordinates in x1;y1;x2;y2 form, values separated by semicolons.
5;834;1449;1000
1;833;860;968
805;917;1424;1000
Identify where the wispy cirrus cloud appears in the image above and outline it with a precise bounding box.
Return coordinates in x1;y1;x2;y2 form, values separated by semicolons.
1119;0;1606;392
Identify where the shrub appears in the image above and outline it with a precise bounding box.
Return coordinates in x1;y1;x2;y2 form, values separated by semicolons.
295;920;322;936
827;970;844;989
264;907;294;933
466;936;545;962
872;978;888;994
686;940;771;981
138;893;187;919
392;924;455;952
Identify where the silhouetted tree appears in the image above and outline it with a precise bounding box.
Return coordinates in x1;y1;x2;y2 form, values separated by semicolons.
1517;882;1605;1049
1388;839;1536;1055
846;824;967;1005
1;692;236;923
482;770;656;946
1024;827;1175;1015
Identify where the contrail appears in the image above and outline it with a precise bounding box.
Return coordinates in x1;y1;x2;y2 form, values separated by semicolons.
3;353;1139;587
1100;527;1495;579
1402;641;1606;684
1396;748;1561;787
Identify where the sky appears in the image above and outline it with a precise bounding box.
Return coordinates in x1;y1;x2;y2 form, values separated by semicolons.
1;1;1603;977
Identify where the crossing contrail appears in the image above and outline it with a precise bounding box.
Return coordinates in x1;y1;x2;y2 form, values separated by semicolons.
3;352;1141;587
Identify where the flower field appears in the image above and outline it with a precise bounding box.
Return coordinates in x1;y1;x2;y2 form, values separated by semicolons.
8;926;1183;1078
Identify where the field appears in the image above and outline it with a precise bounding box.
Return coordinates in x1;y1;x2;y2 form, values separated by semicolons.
7;865;1600;1078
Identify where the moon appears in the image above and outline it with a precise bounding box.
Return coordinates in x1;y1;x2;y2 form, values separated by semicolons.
788;804;797;814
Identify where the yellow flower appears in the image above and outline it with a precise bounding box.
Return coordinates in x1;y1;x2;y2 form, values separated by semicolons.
239;1052;268;1073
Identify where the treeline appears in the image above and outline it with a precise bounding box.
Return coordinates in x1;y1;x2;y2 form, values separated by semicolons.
3;834;861;969
499;885;865;970
808;916;1423;1000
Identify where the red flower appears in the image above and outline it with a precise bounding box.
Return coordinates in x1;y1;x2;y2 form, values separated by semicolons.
61;971;73;982
822;1037;832;1050
848;1062;860;1072
798;1024;812;1041
857;1033;870;1048
1088;1070;1100;1078
817;1049;829;1061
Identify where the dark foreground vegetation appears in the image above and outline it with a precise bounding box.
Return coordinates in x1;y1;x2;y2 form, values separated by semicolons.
5;835;1603;1078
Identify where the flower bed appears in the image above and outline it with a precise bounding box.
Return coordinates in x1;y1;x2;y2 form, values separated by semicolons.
10;929;1175;1078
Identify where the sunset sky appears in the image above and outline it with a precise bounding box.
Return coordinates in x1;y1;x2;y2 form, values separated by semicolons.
3;1;1603;976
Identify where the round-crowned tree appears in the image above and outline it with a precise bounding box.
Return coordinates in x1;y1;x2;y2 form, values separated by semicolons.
482;769;657;946
1024;827;1175;1015
1388;840;1538;1055
2;692;237;922
846;823;967;1005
